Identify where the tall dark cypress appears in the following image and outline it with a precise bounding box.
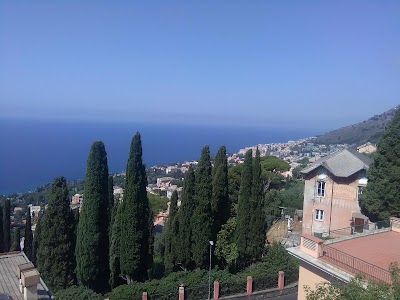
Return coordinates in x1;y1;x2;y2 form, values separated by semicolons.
0;205;3;253
3;199;11;252
191;146;213;269
37;177;76;293
109;199;123;288
164;190;179;273
76;141;110;292
118;132;152;283
108;175;114;236
236;150;253;264
176;165;196;269
249;148;265;260
24;211;34;260
10;227;21;251
32;213;43;266
212;146;230;242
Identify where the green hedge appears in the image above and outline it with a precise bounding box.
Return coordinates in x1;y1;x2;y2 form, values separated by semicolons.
108;243;299;300
55;286;103;300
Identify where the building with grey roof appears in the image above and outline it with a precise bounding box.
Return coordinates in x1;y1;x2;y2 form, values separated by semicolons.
300;148;373;238
0;252;51;300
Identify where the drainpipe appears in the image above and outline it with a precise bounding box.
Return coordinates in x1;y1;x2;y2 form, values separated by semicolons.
328;178;334;236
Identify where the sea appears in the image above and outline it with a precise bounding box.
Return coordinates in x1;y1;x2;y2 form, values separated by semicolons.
0;119;320;195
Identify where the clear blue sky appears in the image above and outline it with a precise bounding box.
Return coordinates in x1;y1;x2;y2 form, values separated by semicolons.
1;1;399;129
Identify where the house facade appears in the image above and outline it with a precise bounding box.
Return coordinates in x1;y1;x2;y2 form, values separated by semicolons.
288;217;400;300
301;148;372;237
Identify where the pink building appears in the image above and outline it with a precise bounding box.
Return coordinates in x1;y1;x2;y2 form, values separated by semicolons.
301;148;372;238
288;217;400;299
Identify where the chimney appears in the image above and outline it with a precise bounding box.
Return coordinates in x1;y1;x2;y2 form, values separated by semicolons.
21;268;40;300
17;263;35;293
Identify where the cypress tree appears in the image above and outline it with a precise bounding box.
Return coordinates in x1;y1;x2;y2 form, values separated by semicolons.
211;145;230;242
236;150;253;264
108;175;114;236
32;213;43;266
24;211;34;260
37;176;76;293
360;108;400;222
3;199;11;252
10;227;21;251
76;141;110;292
191;145;213;269
249;148;265;260
164;190;179;273
118;132;152;283
109;200;123;288
0;205;3;253
176;165;196;270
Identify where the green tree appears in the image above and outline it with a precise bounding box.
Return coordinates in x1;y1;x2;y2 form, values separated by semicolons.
215;216;238;270
118;132;152;283
37;177;76;293
212;146;230;242
191;146;213;268
164;190;179;273
360;109;400;222
236;150;253;264
176;165;196;270
108;175;114;236
2;199;11;251
228;164;243;205
55;285;103;300
109;200;123;288
249;148;266;260
24;211;34;260
10;227;21;251
0;205;3;252
76;141;110;292
32;213;43;265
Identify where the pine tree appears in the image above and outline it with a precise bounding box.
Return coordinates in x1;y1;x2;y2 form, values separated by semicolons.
211;145;230;242
118;132;152;283
24;211;34;260
2;199;11;252
32;213;42;266
360;108;400;222
37;176;76;293
191;146;213;268
76;141;110;292
236;150;253;264
249;148;265;260
0;205;3;253
164;190;179;273
176;165;196;269
10;227;21;251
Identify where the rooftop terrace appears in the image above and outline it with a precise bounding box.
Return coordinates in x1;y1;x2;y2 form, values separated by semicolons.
288;217;400;284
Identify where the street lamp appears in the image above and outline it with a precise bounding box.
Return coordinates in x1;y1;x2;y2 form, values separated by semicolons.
208;240;214;300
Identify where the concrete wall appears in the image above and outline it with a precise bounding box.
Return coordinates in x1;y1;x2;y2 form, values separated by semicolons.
297;261;339;300
302;168;366;236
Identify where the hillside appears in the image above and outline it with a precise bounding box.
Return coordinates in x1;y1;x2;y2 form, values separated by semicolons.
314;106;399;145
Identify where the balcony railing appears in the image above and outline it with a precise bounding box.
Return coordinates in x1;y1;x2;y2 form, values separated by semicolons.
320;245;392;284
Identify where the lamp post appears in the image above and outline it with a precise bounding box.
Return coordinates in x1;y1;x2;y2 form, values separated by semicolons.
208;240;214;300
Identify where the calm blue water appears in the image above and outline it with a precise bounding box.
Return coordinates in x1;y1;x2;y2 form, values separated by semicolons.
0;119;319;195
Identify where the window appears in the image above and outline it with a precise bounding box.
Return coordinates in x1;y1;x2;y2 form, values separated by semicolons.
357;186;364;200
315;209;324;221
317;181;326;197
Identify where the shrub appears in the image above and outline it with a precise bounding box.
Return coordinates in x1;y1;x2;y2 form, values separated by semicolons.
55;286;103;300
108;243;299;300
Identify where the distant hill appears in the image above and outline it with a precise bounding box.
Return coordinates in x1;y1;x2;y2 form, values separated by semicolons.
314;106;399;146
